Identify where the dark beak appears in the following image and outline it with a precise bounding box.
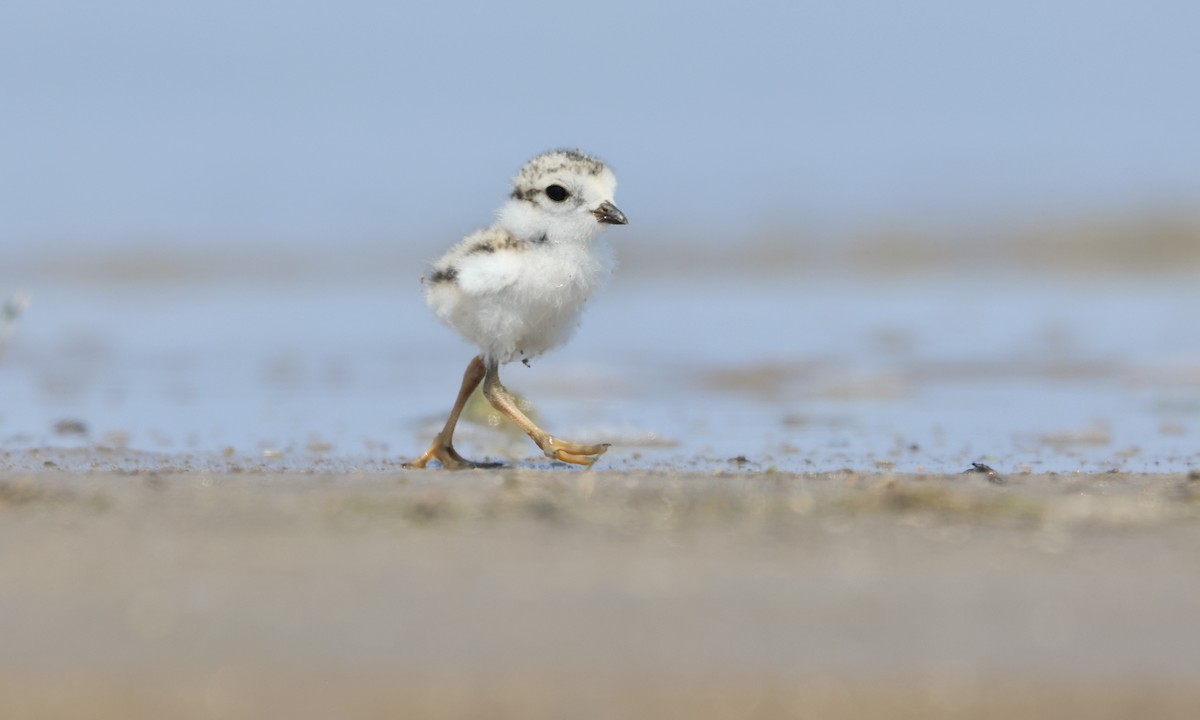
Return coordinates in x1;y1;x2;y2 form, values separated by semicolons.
592;200;628;225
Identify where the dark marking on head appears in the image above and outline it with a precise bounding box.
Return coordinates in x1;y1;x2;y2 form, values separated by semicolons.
430;267;458;284
534;233;548;244
512;150;610;195
553;149;605;175
467;243;495;255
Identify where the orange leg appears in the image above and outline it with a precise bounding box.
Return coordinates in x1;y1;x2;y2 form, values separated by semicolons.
405;355;502;469
481;358;610;467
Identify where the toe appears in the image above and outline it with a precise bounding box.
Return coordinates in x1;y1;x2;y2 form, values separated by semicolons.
544;436;611;456
406;443;501;470
403;449;436;468
546;445;610;467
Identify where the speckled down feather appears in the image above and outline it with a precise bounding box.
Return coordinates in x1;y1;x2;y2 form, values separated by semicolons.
424;151;623;365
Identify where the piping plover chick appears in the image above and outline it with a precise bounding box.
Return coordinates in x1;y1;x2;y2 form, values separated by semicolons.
407;149;628;469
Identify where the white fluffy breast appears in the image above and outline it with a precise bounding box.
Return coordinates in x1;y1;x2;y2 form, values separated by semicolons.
426;237;614;364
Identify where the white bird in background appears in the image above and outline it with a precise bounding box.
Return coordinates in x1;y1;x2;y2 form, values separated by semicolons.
407;150;628;469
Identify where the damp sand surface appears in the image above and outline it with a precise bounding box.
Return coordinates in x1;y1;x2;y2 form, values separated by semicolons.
3;258;1200;715
2;463;1200;718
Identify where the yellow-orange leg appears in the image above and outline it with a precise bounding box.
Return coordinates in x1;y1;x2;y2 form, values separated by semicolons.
405;355;503;469
482;358;610;467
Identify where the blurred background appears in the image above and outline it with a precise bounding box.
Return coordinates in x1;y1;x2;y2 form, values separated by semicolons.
2;0;1199;472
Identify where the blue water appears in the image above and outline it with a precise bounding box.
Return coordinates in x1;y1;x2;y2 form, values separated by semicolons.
1;270;1198;473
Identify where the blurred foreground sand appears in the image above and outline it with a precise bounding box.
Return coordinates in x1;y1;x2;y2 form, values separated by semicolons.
2;465;1199;718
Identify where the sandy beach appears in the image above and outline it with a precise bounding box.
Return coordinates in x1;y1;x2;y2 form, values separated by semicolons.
3;462;1199;718
4;228;1199;719
8;4;1200;715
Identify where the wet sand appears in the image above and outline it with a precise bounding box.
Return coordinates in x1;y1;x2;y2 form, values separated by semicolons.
3;463;1199;718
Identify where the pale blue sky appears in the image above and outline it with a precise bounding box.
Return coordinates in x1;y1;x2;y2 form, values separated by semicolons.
4;1;1198;251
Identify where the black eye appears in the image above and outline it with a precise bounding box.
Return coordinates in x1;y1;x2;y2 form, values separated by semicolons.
545;184;570;202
